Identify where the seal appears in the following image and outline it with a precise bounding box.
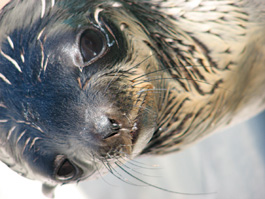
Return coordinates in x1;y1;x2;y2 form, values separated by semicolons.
0;0;265;197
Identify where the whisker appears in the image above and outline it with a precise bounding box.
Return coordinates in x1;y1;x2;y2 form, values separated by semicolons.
132;77;210;87
136;88;167;95
132;77;232;94
126;55;154;72
102;159;143;187
99;50;153;83
115;162;216;196
131;64;231;81
93;156;117;187
116;158;161;178
103;70;122;93
121;156;162;170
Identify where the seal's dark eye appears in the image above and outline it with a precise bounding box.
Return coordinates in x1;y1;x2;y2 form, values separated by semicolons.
54;156;79;181
57;159;75;179
80;28;105;63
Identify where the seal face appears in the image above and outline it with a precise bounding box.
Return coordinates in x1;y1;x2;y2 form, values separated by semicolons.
0;1;160;193
0;0;265;197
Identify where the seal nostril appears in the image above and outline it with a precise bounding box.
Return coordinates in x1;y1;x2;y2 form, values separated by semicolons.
103;118;121;139
109;118;121;131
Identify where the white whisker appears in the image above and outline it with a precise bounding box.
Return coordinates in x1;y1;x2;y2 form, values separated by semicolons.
0;120;8;123
37;28;46;40
7;36;14;49
20;53;25;63
51;0;55;7
16;130;27;145
0;50;22;72
7;126;16;140
22;138;31;154
30;137;42;149
0;73;12;85
41;0;46;18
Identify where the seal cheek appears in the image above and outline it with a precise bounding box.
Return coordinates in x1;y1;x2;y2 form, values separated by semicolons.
128;83;158;156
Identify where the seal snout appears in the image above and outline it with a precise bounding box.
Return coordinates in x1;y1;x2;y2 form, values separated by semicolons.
93;115;121;140
84;111;133;156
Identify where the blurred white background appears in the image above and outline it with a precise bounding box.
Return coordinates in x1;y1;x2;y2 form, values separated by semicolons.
0;111;264;199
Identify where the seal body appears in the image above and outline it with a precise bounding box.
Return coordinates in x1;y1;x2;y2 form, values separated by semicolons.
0;0;264;196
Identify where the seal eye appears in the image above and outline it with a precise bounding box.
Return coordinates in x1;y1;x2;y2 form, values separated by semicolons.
57;159;75;179
54;156;79;181
80;28;105;63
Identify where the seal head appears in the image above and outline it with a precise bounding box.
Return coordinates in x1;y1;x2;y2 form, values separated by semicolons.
0;0;159;194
